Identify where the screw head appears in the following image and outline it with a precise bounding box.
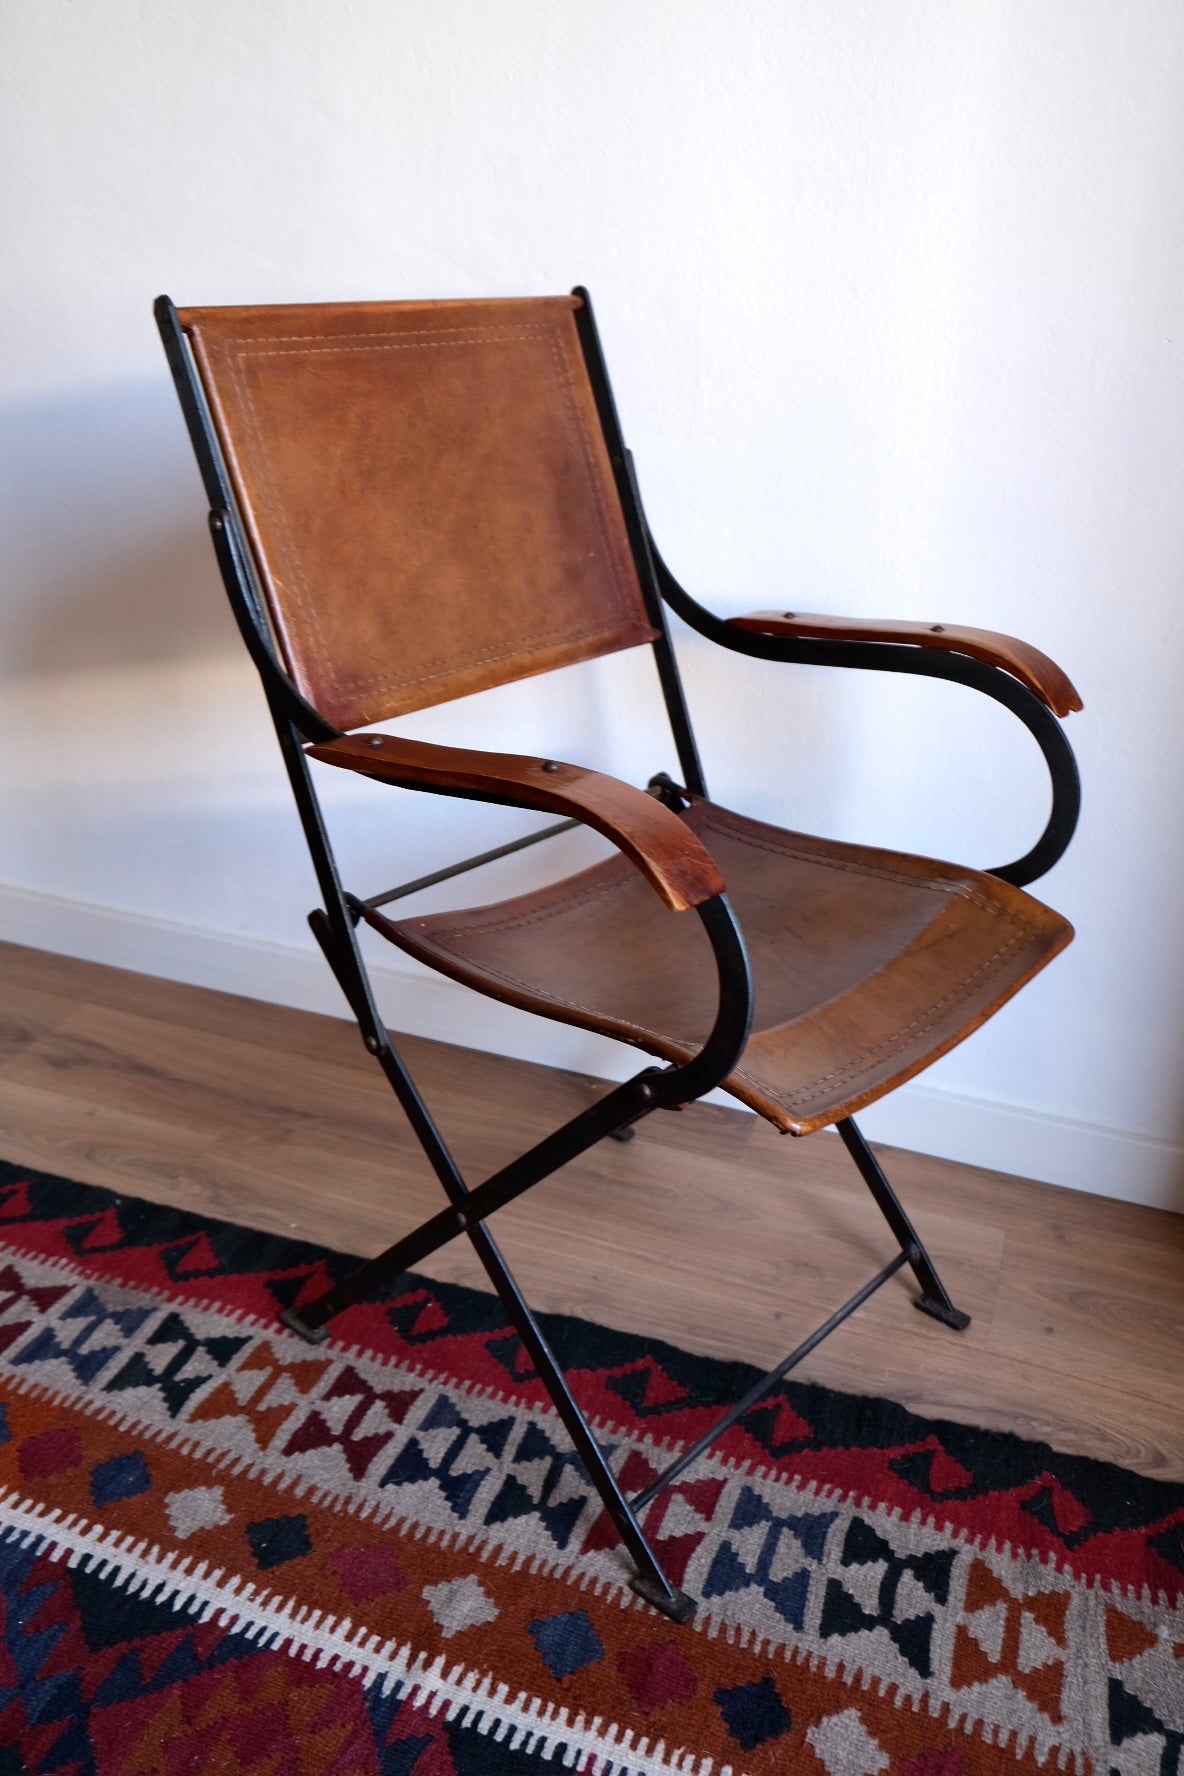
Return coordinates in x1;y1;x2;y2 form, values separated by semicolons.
541;759;561;773
782;611;796;619
929;624;945;633
366;735;384;747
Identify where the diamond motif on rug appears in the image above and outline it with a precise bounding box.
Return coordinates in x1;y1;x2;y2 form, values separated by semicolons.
528;1608;604;1679
715;1675;793;1752
89;1450;152;1505
18;1426;83;1479
616;1639;698;1715
246;1512;312;1570
330;1543;407;1605
0;1157;1182;1776
164;1484;231;1538
421;1574;498;1638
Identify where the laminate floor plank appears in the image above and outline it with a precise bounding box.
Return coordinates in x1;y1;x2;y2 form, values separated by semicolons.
0;940;1180;1480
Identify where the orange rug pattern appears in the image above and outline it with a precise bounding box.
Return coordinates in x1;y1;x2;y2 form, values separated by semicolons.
0;1160;1181;1774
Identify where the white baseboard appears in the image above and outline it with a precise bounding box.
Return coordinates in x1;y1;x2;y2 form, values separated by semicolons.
3;881;1180;1214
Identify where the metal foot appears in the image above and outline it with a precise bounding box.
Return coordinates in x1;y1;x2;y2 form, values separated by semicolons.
629;1573;696;1623
914;1295;971;1332
279;1307;330;1345
837;1119;972;1331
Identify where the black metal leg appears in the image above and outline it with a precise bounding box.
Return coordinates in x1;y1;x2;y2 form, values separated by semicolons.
288;914;693;1619
462;1218;693;1622
836;1118;971;1332
284;1131;692;1618
286;1208;690;1616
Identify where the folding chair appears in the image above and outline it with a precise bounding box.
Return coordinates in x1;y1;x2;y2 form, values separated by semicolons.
156;290;1081;1621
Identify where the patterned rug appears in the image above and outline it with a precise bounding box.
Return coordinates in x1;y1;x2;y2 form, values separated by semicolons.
0;1159;1180;1775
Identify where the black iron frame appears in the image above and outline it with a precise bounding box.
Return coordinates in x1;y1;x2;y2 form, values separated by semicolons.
155;289;1079;1622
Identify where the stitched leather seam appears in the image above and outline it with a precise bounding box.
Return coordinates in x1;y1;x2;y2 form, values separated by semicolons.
226;345;338;692
216;324;644;709
733;926;1033;1104
227;323;574;349
420;928;701;1054
417;915;1035;1116
226;329;611;701
432;834;1035;940
692;806;1039;925
417;814;1041;1108
543;330;640;632
415;870;1034;1091
410;869;636;939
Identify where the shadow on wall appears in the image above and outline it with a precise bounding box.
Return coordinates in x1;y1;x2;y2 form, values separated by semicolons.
1;378;238;680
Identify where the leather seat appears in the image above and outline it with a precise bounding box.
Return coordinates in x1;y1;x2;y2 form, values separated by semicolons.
377;796;1071;1135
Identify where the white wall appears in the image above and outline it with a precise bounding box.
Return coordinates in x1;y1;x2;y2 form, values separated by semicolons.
2;0;1182;1209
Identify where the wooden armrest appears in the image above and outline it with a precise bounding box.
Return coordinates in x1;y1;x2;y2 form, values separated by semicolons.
306;734;726;913
727;610;1082;718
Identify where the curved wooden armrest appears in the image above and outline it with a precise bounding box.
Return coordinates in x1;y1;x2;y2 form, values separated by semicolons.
728;611;1082;718
306;734;725;913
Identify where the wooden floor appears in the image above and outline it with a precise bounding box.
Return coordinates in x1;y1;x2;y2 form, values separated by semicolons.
1;939;1182;1480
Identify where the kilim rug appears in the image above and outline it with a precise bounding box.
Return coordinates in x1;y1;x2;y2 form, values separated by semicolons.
0;1159;1180;1775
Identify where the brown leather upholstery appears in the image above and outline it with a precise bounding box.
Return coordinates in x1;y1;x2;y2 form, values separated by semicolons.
372;797;1072;1135
173;290;1076;1141
180;297;657;730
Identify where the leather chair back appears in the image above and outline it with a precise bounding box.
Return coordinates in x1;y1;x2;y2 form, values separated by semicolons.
180;296;657;731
